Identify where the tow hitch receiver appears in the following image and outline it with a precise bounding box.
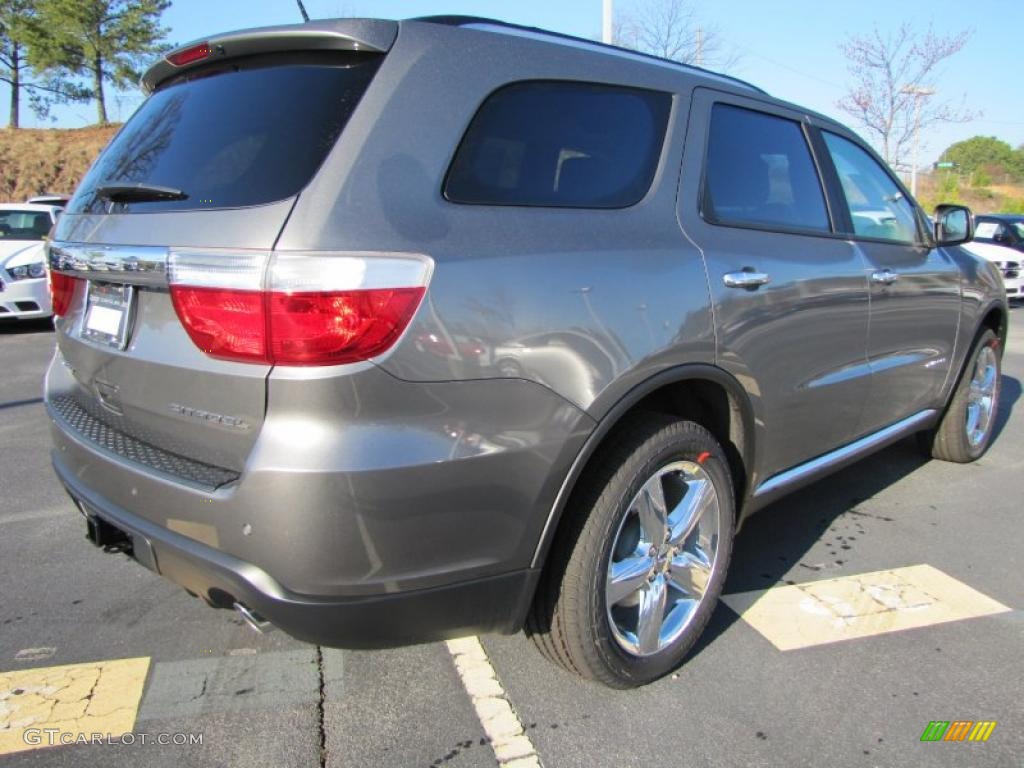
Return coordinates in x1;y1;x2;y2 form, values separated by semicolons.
85;514;133;554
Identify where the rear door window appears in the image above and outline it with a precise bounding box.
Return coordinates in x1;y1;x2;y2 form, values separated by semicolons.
703;103;830;233
68;53;382;214
444;81;672;209
822;132;920;244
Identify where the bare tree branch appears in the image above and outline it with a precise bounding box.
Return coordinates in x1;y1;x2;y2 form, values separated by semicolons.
614;0;736;70
837;23;975;167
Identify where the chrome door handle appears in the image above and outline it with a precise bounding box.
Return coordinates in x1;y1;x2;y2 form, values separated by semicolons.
723;270;771;289
871;268;899;285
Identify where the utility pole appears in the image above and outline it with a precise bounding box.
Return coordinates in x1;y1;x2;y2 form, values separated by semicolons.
901;85;935;198
695;27;704;66
602;0;613;43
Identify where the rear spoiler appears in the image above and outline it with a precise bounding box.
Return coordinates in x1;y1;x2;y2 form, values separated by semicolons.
142;19;398;93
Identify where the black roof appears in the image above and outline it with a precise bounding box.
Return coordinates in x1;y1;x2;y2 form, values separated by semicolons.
413;15;766;95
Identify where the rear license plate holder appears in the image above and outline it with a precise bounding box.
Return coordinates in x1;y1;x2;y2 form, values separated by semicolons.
82;281;134;349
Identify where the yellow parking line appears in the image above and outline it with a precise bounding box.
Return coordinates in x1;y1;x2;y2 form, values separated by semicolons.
721;564;1010;651
0;657;150;756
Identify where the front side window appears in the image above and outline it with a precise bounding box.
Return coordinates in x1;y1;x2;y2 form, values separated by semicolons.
974;220;999;241
703;104;830;233
822;132;920;245
445;81;672;208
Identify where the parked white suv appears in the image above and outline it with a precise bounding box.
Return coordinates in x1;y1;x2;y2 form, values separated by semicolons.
0;203;61;320
962;239;1023;301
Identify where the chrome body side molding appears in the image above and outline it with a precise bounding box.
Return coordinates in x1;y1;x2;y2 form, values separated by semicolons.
753;409;938;499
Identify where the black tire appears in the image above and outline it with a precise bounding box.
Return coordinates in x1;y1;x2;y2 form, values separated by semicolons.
527;413;735;688
923;328;1002;463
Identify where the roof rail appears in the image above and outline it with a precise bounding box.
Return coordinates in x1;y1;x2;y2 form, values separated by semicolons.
412;15;766;95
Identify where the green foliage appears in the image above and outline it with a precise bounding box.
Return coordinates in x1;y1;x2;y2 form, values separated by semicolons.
2;1;88;127
940;136;1024;182
1001;197;1024;215
938;171;960;200
25;0;169;124
971;168;992;187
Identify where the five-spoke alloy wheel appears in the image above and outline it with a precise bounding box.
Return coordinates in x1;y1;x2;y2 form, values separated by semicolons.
924;328;1002;463
605;461;720;656
527;414;734;688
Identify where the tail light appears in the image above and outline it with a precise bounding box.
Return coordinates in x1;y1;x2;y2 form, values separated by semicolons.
49;271;80;317
168;250;431;366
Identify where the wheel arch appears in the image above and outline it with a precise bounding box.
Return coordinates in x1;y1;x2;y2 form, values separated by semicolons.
529;364;758;571
979;301;1008;351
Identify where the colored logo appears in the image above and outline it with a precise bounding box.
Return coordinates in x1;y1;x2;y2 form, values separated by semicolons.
920;721;996;742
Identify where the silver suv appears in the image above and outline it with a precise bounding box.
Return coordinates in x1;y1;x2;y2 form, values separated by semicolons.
45;17;1007;688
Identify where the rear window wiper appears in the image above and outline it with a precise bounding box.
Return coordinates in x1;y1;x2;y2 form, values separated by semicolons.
95;183;188;203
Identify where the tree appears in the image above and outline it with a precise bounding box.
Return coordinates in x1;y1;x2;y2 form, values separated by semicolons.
615;0;733;69
940;136;1024;182
26;0;169;125
837;24;974;168
0;0;82;127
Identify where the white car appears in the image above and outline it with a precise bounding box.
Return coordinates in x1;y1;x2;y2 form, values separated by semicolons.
0;203;62;320
960;239;1023;301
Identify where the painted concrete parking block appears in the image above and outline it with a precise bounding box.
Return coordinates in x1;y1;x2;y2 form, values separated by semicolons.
721;564;1011;651
0;657;149;756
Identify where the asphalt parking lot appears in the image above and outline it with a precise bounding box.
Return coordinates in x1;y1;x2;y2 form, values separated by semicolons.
2;311;1022;768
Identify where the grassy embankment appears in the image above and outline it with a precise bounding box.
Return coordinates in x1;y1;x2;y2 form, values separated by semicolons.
0;126;119;201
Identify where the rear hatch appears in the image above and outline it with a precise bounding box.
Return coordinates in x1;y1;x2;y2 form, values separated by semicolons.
47;21;394;479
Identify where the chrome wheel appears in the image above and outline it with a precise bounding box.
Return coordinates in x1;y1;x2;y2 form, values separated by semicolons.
605;461;720;657
965;345;998;448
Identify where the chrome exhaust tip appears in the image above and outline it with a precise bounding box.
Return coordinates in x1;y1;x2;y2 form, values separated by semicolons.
233;602;273;634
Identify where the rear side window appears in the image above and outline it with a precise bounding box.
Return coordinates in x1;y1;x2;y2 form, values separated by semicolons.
822;132;920;244
445;81;671;209
704;104;830;233
68;53;381;214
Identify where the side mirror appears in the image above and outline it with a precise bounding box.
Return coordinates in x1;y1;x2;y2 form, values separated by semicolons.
933;204;974;246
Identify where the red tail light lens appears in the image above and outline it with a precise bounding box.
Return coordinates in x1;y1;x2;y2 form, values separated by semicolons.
49;271;80;316
167;42;211;67
268;288;426;365
169;286;269;363
167;250;431;366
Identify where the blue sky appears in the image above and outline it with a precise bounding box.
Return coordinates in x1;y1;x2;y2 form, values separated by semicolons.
7;0;1023;163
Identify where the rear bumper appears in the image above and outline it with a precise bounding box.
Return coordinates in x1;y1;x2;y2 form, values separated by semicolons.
0;277;51;319
46;351;592;645
54;448;540;647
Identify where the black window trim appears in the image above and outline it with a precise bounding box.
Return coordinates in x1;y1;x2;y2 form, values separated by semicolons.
441;78;675;211
697;98;842;241
815;127;933;249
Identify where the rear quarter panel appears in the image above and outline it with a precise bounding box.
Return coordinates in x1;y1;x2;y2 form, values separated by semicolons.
276;21;717;416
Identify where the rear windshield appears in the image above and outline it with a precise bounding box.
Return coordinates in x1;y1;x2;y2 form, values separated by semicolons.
68;53;381;214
